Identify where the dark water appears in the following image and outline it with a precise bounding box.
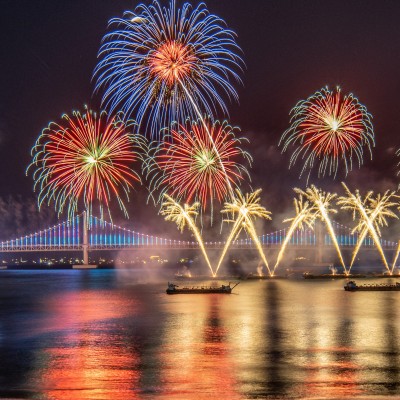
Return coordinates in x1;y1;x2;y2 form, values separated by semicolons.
0;269;400;399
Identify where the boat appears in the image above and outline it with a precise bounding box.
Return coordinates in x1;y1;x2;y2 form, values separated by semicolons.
344;280;400;291
303;272;366;279
166;282;239;294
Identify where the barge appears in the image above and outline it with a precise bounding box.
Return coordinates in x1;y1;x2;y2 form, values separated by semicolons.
166;282;239;294
344;281;400;291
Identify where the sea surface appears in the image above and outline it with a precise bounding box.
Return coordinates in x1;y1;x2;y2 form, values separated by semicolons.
0;269;400;399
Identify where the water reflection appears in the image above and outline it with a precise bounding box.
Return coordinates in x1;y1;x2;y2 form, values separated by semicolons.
160;294;241;399
263;281;288;396
29;290;141;399
225;280;399;398
301;281;363;398
1;272;400;399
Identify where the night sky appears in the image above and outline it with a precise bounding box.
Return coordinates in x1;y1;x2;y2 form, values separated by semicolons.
1;0;400;235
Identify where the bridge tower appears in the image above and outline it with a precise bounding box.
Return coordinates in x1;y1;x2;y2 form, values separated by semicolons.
82;211;89;265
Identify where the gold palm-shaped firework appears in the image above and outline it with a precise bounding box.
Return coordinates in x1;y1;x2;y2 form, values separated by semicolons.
160;194;200;233
284;194;318;230
216;189;272;276
222;189;272;226
296;185;347;273
338;184;399;272
364;191;399;237
273;194;318;273
160;194;214;275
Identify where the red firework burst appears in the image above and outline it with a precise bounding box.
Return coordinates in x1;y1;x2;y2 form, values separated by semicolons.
149;119;251;213
29;107;143;220
280;86;375;179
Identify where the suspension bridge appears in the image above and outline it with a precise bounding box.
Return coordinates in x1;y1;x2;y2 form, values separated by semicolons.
0;212;398;264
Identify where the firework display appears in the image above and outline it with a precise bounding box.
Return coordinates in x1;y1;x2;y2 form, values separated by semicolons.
24;0;400;280
280;86;375;180
28;107;143;221
147;119;251;214
94;0;243;136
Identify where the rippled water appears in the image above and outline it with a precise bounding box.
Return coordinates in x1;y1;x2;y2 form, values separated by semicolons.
0;269;399;399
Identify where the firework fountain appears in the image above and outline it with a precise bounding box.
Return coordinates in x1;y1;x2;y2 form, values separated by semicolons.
160;194;214;276
216;189;272;276
338;183;397;274
346;190;399;273
273;194;318;274
297;185;348;274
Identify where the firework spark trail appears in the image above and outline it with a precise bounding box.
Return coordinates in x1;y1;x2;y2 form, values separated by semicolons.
297;185;347;274
242;214;273;276
280;86;374;181
347;190;374;269
273;195;317;274
28;107;143;221
216;189;272;276
338;183;391;273
215;213;246;277
160;194;214;276
396;148;400;179
147;119;251;219
348;190;399;271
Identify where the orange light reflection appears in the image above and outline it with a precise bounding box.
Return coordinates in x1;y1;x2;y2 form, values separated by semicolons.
160;294;241;399
32;290;141;399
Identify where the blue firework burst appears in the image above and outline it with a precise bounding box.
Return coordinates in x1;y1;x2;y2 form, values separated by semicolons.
93;0;243;137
